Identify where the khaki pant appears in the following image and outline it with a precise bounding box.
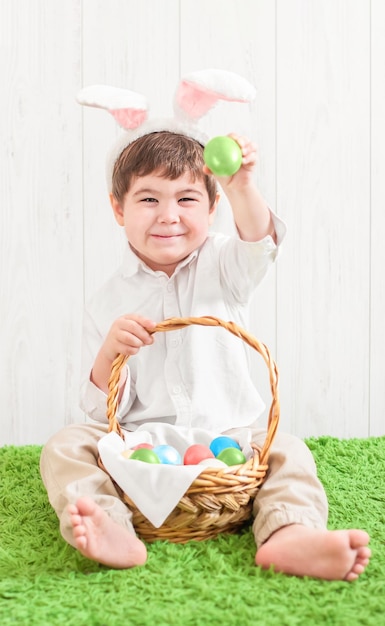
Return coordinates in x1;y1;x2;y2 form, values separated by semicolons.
40;423;328;549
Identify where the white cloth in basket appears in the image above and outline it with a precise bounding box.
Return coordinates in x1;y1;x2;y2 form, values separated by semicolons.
98;423;254;528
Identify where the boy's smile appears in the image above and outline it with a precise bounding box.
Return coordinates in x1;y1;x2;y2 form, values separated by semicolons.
111;171;219;276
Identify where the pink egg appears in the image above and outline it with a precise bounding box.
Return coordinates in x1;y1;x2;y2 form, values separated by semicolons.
184;444;215;465
132;443;154;450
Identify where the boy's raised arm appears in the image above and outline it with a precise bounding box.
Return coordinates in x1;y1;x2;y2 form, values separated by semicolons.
205;133;276;243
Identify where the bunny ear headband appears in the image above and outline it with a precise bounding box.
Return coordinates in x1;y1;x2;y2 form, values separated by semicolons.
76;68;256;192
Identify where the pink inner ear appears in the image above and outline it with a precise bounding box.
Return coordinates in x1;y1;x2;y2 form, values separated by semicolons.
177;81;220;118
109;108;147;129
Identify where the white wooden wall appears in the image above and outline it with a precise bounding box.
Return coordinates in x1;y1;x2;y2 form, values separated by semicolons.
1;0;384;445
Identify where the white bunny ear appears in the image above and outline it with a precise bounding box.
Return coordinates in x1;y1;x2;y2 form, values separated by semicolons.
76;85;148;130
174;69;256;120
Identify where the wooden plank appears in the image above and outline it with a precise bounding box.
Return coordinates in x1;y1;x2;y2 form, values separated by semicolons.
276;0;371;437
370;0;385;436
0;0;84;444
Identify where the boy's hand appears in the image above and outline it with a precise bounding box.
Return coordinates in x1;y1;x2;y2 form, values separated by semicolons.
101;314;157;362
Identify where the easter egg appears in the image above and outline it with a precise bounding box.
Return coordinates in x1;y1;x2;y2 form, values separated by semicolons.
130;448;160;464
217;447;247;466
121;449;134;459
152;444;181;465
184;444;215;465
203;136;242;176
209;436;241;457
198;458;228;469
132;442;154;450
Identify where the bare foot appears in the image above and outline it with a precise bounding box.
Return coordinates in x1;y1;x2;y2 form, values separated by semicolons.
67;496;147;568
255;525;371;581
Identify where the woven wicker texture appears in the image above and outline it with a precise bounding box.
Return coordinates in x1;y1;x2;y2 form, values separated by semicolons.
102;316;280;543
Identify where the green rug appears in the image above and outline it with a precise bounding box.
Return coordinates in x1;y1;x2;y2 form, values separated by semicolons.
0;437;384;626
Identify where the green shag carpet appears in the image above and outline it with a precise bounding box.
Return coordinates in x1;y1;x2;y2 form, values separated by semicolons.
1;437;385;626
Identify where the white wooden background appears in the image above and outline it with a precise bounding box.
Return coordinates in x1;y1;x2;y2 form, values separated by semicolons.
1;0;384;445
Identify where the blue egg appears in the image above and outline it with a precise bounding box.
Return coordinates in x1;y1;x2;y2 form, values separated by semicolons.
209;436;241;457
152;444;182;465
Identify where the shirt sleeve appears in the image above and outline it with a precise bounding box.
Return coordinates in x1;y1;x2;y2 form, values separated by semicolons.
270;210;287;246
216;209;286;305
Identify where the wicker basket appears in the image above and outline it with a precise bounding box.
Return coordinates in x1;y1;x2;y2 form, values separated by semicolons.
101;316;280;543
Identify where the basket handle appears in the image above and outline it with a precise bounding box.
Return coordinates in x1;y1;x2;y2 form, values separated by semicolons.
106;316;280;465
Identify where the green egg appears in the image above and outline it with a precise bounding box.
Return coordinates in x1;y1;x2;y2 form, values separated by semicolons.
203;136;242;176
216;447;247;466
130;448;160;464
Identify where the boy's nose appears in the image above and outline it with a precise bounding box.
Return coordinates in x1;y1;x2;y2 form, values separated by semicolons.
157;203;180;223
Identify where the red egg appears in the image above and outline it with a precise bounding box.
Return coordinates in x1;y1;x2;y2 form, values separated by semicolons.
132;443;154;450
184;444;215;465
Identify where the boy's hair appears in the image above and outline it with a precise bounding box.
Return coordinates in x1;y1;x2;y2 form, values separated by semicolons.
111;131;217;205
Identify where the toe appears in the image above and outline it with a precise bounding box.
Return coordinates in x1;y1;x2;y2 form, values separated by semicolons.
351;563;365;576
349;530;370;549
72;524;85;538
345;571;359;582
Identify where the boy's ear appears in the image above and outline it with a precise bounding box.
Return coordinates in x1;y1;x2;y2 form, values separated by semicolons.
110;193;125;225
208;192;221;224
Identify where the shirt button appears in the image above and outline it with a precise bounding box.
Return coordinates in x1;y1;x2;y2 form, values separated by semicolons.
167;283;174;292
172;385;181;394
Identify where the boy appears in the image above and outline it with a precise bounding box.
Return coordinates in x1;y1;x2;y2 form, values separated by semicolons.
40;130;370;580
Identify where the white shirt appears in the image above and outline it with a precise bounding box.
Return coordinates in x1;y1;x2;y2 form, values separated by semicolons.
80;217;285;433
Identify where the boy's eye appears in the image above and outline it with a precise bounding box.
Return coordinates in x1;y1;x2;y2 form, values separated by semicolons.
179;197;197;203
141;197;157;203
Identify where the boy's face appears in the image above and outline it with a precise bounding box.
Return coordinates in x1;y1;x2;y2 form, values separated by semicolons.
111;171;219;277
